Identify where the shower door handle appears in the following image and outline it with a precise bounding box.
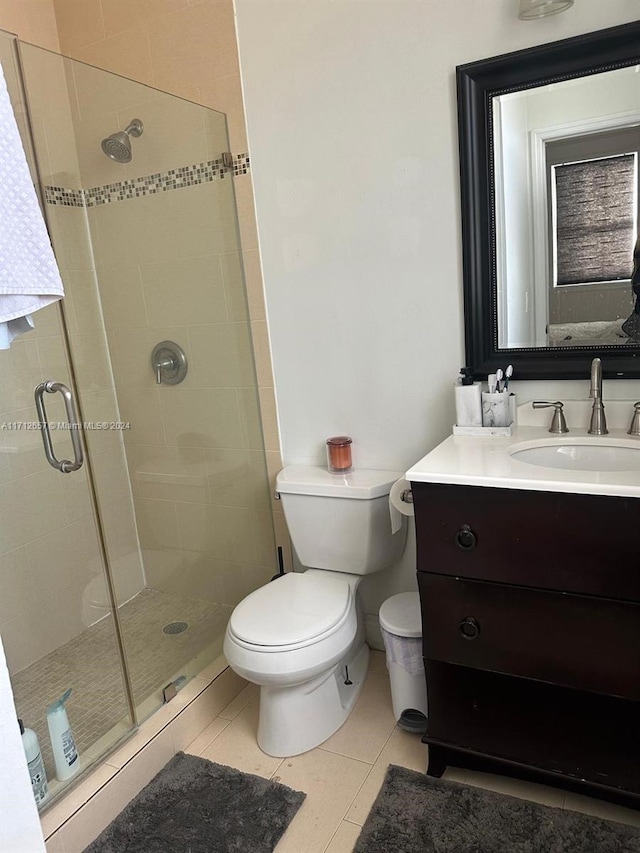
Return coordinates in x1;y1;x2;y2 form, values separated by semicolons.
34;381;84;473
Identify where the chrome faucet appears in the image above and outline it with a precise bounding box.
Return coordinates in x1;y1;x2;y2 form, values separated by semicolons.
587;357;608;435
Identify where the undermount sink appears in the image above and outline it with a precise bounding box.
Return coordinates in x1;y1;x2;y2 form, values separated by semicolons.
509;439;640;472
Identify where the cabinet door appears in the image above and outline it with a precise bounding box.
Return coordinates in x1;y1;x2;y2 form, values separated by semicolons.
412;482;640;601
419;573;640;700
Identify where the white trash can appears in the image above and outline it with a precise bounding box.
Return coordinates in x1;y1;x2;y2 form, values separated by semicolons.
379;592;428;733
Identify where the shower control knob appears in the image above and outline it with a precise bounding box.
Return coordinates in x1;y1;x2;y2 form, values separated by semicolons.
151;341;188;385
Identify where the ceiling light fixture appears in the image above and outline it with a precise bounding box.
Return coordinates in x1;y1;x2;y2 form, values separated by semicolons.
518;0;574;20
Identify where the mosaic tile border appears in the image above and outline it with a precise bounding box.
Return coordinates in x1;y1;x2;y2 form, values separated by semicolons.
44;153;251;208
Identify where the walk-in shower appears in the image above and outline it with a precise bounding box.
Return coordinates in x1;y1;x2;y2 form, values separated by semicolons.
0;31;275;809
101;118;144;163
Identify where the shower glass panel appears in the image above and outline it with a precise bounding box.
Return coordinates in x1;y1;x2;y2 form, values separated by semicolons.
0;33;275;806
0;31;135;804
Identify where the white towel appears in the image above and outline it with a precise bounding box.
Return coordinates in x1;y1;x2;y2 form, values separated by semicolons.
0;60;64;348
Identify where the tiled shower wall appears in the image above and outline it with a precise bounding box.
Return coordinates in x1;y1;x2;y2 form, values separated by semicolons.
48;0;292;571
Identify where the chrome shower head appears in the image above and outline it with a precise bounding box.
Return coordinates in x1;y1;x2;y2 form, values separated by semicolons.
101;119;143;163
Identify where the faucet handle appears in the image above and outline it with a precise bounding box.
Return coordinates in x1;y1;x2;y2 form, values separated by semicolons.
628;402;640;437
532;400;569;434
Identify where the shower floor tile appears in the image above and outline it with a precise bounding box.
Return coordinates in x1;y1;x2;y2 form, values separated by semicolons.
10;588;232;782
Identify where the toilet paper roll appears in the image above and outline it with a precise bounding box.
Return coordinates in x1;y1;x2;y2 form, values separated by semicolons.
389;477;414;535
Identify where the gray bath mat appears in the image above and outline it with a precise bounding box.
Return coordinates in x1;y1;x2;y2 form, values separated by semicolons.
355;765;640;852
83;752;305;853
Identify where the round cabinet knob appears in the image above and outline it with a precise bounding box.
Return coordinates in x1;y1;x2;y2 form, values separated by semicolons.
455;524;477;550
459;616;480;640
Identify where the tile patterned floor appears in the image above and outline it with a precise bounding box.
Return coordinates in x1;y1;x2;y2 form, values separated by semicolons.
11;588;231;781
184;650;640;853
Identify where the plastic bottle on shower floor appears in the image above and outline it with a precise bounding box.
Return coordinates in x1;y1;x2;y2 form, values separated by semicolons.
19;718;49;808
46;688;80;782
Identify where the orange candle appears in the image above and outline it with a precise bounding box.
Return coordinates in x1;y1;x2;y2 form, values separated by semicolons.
326;436;353;473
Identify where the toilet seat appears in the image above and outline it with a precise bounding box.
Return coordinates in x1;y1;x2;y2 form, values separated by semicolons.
228;572;352;651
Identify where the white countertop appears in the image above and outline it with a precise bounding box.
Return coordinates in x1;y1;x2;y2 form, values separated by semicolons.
406;401;640;498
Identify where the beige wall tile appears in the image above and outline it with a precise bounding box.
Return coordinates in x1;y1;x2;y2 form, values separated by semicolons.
0;547;35;625
206;447;271;509
99;266;148;330
0;2;29;38
2;405;50;479
73;24;155;89
26;517;103;593
0;469;67;552
23;1;60;51
0;338;41;412
127;444;207;502
146;2;239;100
116;388;165;445
251;319;274;388
159;387;242;448
175;501;274;567
257;386;280;452
111;326;189;389
53;0;105;51
188;323;256;388
241;249;267;322
100;0;188;40
47;205;95;271
199;73;247;154
233;175;259;250
140;256;227;328
220;251;249;322
135;497;180;550
238;387;267;450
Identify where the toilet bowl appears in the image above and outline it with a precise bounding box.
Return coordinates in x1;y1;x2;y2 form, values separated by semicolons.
224;465;407;757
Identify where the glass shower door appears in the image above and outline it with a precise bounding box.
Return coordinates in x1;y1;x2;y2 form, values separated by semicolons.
17;41;276;726
0;32;135;806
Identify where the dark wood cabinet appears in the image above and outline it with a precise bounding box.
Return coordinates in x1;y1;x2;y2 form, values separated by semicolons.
412;481;640;808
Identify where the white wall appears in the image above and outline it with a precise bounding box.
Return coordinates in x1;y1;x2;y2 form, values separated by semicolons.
234;0;640;621
235;0;640;477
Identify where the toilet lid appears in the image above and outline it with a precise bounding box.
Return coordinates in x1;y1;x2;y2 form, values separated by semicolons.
229;572;351;647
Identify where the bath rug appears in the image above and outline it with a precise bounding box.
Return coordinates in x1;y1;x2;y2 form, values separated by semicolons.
354;764;640;852
83;751;305;853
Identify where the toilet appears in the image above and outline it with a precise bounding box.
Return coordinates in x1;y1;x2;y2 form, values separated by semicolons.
223;465;407;757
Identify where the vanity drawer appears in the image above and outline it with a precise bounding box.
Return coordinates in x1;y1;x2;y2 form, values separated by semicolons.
412;482;640;602
419;573;640;700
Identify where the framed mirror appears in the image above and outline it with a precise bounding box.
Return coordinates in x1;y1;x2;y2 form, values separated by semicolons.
457;21;640;380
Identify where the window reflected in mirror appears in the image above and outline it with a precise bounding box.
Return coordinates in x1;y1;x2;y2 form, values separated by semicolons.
493;65;639;350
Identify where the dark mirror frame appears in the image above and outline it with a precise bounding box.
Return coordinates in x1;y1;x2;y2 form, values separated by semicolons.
457;21;640;381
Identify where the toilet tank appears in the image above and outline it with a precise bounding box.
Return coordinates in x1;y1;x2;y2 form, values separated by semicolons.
275;466;407;574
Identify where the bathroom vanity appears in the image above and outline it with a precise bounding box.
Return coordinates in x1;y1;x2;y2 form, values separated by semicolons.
407;403;640;808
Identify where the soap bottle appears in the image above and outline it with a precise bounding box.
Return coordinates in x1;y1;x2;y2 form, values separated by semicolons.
19;719;49;808
46;688;80;782
454;367;482;427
